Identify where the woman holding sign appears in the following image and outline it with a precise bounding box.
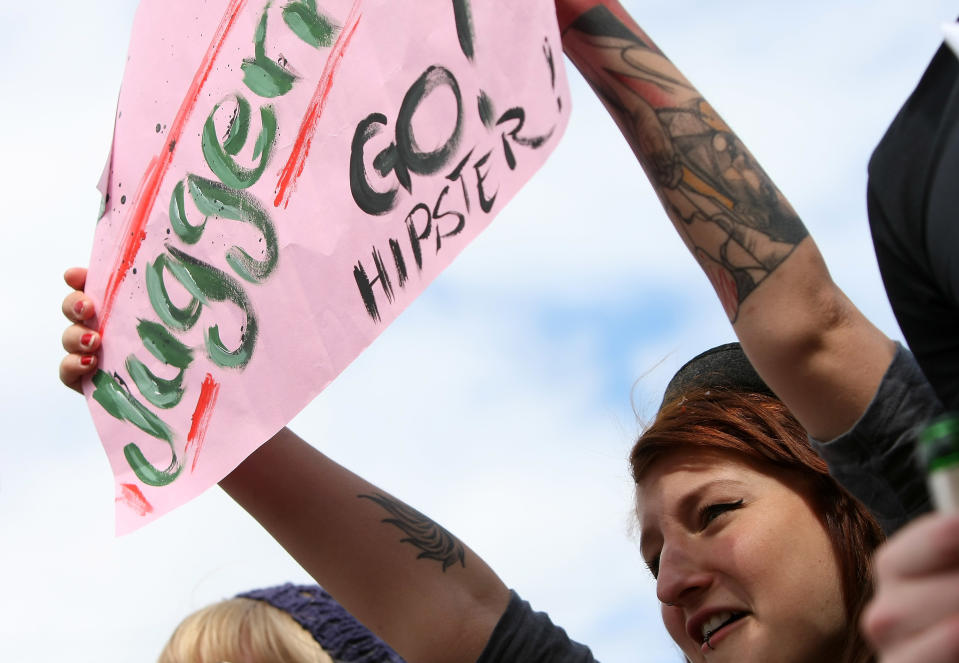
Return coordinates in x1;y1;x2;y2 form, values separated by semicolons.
62;272;883;663
62;0;934;661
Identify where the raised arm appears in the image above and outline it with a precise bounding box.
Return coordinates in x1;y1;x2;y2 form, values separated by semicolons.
219;428;508;663
60;270;508;663
556;0;895;440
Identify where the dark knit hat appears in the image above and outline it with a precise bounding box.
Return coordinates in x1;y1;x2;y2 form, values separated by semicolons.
238;584;405;663
660;342;774;409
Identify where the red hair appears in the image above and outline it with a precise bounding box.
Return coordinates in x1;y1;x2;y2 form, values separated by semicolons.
631;388;883;663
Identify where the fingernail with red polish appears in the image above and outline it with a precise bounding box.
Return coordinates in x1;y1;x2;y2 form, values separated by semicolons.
80;356;94;367
73;301;85;317
81;333;95;348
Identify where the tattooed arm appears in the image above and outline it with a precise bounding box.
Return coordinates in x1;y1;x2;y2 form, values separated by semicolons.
219;427;508;663
556;0;894;440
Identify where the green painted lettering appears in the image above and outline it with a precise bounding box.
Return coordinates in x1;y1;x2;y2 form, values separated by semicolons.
137;319;194;369
92;369;175;441
169;180;206;244
91;369;182;487
201;94;277;189
146;254;204;331
124;354;185;409
282;0;339;48
242;3;296;98
186;174;278;283
166;246;259;369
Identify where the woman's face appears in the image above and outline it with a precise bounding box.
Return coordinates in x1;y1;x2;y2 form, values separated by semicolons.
636;449;848;663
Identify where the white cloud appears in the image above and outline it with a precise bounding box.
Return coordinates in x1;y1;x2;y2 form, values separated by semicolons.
3;1;955;661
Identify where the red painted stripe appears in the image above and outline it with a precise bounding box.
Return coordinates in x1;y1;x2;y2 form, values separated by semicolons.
274;2;363;209
186;373;221;472
98;0;249;334
117;482;154;517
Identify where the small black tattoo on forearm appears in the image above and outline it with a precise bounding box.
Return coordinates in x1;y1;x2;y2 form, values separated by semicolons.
359;492;466;571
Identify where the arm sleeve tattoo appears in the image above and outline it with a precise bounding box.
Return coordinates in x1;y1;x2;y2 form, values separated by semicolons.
564;5;808;321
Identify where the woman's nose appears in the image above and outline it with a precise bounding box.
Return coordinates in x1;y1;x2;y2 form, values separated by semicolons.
655;542;713;606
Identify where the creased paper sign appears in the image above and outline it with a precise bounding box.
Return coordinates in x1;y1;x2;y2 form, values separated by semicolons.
84;0;570;533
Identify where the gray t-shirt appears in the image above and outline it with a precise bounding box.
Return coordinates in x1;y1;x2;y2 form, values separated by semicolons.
476;591;597;663
810;343;939;535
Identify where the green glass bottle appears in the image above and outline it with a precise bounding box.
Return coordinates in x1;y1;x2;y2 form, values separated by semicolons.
918;413;959;512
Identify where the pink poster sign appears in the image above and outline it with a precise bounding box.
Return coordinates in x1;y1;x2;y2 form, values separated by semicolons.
84;0;570;533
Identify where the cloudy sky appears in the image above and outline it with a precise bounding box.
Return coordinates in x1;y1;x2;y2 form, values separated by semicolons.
1;1;955;661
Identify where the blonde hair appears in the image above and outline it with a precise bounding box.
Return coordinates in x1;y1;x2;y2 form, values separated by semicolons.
157;597;334;663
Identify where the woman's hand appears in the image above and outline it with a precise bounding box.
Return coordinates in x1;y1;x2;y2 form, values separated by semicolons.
59;267;100;393
862;513;959;662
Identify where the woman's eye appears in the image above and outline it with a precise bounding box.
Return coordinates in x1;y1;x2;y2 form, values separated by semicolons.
699;499;744;529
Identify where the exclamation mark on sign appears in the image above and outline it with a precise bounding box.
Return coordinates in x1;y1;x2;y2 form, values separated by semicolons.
451;0;475;61
451;0;494;128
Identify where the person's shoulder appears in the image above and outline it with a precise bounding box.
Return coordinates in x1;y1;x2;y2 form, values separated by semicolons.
870;343;944;423
811;343;940;534
475;591;598;663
